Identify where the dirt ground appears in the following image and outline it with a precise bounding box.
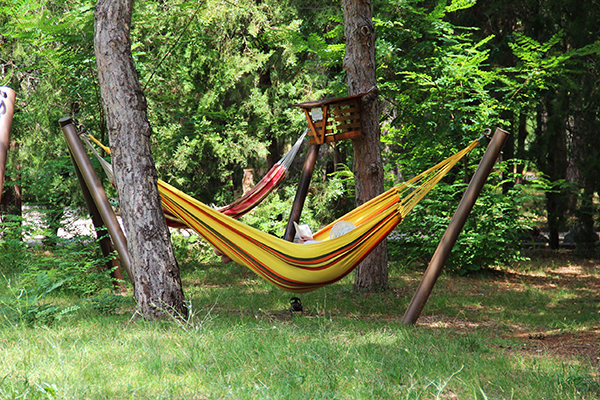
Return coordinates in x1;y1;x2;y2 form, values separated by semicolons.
417;250;600;371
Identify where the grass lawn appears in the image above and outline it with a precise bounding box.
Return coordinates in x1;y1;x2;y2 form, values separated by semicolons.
0;249;598;399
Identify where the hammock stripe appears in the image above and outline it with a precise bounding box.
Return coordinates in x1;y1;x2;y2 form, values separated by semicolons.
158;138;480;292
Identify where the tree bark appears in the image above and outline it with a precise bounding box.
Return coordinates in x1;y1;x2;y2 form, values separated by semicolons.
94;0;186;319
342;0;388;291
502;111;515;194
571;83;598;244
515;110;528;185
540;91;569;249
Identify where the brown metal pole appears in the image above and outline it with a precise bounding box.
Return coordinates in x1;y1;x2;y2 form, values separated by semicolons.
0;87;16;205
70;153;126;291
402;128;510;326
59;117;134;283
284;143;321;242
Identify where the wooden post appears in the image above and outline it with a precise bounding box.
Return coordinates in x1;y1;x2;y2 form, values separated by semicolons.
59;117;134;284
284;143;320;242
69;153;126;291
401;128;510;326
0;87;16;205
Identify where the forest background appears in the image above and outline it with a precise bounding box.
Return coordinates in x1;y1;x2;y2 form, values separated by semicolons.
1;1;600;397
1;0;599;277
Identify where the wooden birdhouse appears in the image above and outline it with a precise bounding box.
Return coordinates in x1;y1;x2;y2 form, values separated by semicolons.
294;93;365;145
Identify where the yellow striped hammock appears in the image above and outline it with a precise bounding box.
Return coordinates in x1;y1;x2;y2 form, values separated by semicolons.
158;139;480;292
84;133;479;292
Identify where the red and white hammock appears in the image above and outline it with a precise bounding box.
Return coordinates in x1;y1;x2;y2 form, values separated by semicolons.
82;129;307;226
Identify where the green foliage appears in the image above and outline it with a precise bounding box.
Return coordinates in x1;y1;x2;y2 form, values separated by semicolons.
0;0;97;218
506;31;583;104
374;1;566;270
377;3;506;165
392;163;541;273
449;185;528;273
445;0;477;13
0;271;80;326
1;226;117;323
130;0;331;202
86;290;132;315
0;215;31;273
1;224;119;299
506;29;600;105
170;230;223;269
240;186;298;237
19;236;119;297
308;165;356;226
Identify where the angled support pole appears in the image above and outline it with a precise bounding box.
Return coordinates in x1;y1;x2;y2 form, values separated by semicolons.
69;152;126;291
402;128;510;326
59;117;133;285
284;143;320;242
0;87;16;205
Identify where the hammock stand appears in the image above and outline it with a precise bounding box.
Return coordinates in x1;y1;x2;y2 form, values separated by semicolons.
0;86;16;208
60;116;508;323
60;117;133;286
402;127;509;325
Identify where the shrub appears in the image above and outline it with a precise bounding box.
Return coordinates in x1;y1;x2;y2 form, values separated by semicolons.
390;163;540;273
241;186;301;236
0;215;32;274
19;235;119;297
171;230;223;270
87;289;132;314
0;271;80;326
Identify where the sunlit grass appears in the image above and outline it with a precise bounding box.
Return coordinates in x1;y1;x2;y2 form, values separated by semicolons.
3;313;596;399
0;249;598;399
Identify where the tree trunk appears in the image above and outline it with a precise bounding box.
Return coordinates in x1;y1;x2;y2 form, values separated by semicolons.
502;111;515;194
94;0;186;319
515;110;528;185
342;0;388;292
541;91;569;249
571;85;598;244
